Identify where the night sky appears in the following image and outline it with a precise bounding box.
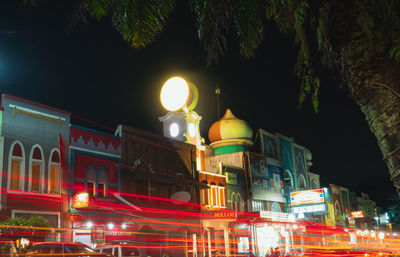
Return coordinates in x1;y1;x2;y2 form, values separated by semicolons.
0;1;396;207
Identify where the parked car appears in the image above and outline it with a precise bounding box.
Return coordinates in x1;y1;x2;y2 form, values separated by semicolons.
26;242;112;257
95;244;142;257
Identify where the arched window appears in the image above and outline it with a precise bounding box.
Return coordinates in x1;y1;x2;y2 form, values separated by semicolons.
9;141;25;190
236;193;242;212
271;202;281;213
48;149;61;194
98;169;108;197
297;174;307;190
284;170;293;188
86;168;96;197
29;145;44;192
231;193;237;211
311;179;318;189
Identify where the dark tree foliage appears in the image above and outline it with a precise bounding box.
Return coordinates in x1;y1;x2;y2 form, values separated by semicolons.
0;216;50;253
29;0;400;192
0;216;50;240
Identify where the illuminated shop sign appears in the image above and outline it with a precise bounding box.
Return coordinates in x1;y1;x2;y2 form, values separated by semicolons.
350;211;364;218
290;189;325;206
260;211;295;222
72;192;89;208
292;204;326;214
214;211;237;219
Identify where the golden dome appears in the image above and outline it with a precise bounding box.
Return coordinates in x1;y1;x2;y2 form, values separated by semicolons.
208;109;253;144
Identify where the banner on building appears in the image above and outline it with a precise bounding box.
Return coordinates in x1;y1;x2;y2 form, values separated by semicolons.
249;153;268;179
260;211;295;222
290;189;325;206
325;203;335;226
292;204;326;214
250;157;286;203
267;165;286;202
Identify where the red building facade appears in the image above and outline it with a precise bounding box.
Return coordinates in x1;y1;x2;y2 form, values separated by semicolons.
68;124;122;246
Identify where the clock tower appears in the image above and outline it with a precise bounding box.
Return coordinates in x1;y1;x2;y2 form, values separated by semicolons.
158;77;204;147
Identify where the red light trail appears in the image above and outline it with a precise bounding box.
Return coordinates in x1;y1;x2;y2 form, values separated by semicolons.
1;171;399;257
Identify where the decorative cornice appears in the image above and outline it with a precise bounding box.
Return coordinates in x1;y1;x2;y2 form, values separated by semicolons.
209;138;253;149
71;135;121;156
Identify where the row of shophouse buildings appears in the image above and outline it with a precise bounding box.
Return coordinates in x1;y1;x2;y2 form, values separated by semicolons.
0;93;389;256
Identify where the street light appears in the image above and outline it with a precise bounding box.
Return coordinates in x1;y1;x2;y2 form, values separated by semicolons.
86;221;93;229
160;76;199;112
160;77;190;111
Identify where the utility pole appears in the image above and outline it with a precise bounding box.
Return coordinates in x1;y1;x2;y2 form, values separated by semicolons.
215;81;221;119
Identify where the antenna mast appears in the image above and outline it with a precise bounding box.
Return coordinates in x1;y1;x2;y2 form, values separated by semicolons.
215;81;221;119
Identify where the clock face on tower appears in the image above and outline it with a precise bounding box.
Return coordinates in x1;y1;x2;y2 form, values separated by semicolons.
159;109;203;145
188;122;196;138
170;123;179;137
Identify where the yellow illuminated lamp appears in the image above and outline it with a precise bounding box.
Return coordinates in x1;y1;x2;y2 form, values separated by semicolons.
72;192;89;208
160;76;199;112
160;77;190;111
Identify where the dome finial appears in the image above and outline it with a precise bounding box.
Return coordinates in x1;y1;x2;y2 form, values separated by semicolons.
223;109;234;119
